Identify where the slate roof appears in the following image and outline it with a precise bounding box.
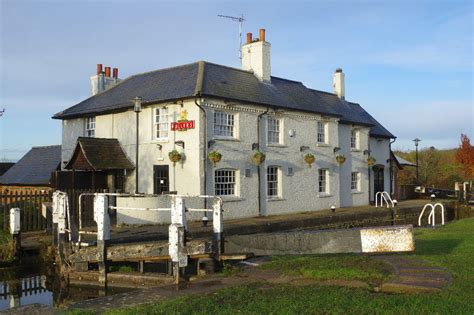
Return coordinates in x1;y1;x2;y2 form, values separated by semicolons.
53;61;394;138
0;146;61;186
394;154;416;167
0;163;14;176
65;137;134;170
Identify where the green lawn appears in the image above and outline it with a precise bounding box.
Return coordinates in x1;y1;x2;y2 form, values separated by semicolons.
74;218;474;315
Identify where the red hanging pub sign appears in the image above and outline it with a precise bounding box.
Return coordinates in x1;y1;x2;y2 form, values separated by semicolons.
171;110;195;131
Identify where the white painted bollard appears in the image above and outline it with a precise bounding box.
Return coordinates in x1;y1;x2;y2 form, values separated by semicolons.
10;208;21;257
94;194;110;286
94;194;110;242
10;208;20;235
213;198;223;256
171;196;187;230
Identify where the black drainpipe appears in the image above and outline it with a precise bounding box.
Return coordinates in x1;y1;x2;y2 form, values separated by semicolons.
257;109;269;216
194;95;207;207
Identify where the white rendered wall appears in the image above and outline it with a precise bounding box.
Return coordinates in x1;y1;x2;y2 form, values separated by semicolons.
338;125;370;207
61;118;85;168
369;137;391;202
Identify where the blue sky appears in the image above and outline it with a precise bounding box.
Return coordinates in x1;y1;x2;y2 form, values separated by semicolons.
0;0;472;161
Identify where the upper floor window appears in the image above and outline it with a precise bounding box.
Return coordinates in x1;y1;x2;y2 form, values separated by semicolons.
85;117;95;137
318;169;329;194
267;117;282;144
317;121;327;144
215;169;236;196
155;108;169;140
267;166;280;198
214;111;235;138
351;172;360;191
351;129;359;149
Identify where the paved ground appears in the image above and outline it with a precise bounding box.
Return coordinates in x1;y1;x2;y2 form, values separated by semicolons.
376;255;452;293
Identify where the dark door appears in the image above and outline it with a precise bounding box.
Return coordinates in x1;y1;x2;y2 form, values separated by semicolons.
154;165;169;194
373;167;385;197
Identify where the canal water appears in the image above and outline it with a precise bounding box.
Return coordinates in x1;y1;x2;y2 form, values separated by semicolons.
0;264;132;311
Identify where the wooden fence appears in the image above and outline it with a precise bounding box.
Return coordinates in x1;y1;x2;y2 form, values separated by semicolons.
0;190;51;232
0;189;107;232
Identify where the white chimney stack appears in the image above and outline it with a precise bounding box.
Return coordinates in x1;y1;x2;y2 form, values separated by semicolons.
241;28;271;83
90;64;121;96
333;68;345;100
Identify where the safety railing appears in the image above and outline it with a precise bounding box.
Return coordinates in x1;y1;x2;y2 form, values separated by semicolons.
418;203;445;227
375;191;395;208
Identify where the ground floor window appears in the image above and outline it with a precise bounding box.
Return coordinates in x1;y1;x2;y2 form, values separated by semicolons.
318;169;329;193
215;169;236;196
351;172;360;191
267;166;280;198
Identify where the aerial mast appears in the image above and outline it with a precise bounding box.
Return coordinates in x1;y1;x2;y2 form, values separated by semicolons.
217;14;246;60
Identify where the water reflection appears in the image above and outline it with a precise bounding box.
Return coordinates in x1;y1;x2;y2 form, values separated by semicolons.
0;267;132;311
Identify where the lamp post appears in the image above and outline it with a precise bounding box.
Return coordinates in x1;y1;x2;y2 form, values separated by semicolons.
134;97;143;194
413;138;421;184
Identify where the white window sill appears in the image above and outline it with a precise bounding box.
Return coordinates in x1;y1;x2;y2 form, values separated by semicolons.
267;197;285;202
213;137;240;142
267;143;287;148
316;143;330;147
152;139;169;143
351;190;363;194
350;148;361;152
219;196;244;202
318;193;332;198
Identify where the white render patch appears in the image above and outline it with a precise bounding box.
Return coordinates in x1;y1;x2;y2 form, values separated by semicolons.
360;225;415;253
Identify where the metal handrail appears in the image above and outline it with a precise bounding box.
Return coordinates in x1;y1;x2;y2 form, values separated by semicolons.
375;191;394;208
419;203;445;227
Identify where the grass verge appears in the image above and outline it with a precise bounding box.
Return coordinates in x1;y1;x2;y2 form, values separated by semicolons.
70;218;474;314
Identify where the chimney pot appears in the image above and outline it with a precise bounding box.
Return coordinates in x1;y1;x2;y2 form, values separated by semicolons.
259;28;266;42
113;68;118;79
335;68;343;73
105;67;111;77
246;33;252;44
97;64;103;75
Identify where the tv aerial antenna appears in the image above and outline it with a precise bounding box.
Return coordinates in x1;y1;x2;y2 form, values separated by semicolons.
217;14;245;59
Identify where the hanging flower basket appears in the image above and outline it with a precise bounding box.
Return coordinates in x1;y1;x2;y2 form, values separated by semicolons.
367;156;376;166
208;151;222;167
304;153;315;168
168;150;182;165
252;151;266;166
336;154;346;165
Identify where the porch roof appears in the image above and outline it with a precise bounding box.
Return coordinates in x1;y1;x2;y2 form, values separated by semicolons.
65;137;134;171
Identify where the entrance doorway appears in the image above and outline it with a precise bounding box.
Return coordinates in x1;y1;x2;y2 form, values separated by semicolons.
153;165;169;194
373;166;385;199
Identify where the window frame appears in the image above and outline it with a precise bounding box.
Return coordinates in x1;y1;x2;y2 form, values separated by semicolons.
267;117;282;145
351;128;360;150
351;171;360;191
154;107;169;141
267;166;281;199
318;169;329;194
213;111;236;139
214;168;237;197
317;121;327;144
85;117;96;137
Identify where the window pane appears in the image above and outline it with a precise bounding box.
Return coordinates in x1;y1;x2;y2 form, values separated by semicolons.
268;117;281;144
318;169;327;193
214;112;235;137
215;169;236;196
155;108;168;139
267;166;279;197
317;122;326;143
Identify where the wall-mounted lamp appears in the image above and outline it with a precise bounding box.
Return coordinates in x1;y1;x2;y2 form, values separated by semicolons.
252;143;259;151
156;144;162;150
175;141;185;149
133;96;143;113
363;149;371;155
333;147;341;153
300;146;309;152
208;140;216;149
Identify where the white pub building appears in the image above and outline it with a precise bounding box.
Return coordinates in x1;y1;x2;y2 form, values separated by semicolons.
54;29;395;220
